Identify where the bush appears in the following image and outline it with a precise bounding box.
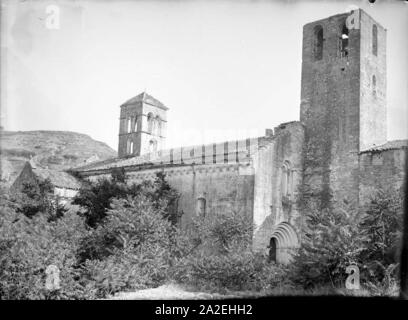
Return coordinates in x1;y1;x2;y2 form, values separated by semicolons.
11;179;54;218
1;171;184;299
170;211;287;293
359;189;403;283
288;205;364;289
0;202;94;299
73;172;180;228
288;189;403;293
78;195;177;297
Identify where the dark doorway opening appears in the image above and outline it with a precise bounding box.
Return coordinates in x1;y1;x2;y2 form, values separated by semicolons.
268;238;277;263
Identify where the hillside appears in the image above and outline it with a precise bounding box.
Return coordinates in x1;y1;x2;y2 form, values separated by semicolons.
0;131;117;188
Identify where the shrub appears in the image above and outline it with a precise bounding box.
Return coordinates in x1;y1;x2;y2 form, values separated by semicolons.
78;195;177;297
73;172;180;228
359;189;403;283
288;205;364;289
289;189;403;292
0;202;93;299
170;211;287;293
11;179;54;218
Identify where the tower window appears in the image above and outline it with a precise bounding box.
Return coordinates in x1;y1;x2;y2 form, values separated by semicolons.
196;197;206;218
372;75;377;97
147;113;154;133
126;139;132;154
134;117;138;132
372;24;378;56
149;140;157;153
340;23;349;58
313;25;323;61
154;116;162;136
127;118;131;133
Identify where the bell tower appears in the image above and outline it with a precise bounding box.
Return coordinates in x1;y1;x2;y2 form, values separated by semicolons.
118;92;168;158
299;9;387;209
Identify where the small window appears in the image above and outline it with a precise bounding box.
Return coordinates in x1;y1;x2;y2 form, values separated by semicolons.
196;197;206;217
281;161;292;197
372;75;377;97
340;23;349;58
130;141;134;154
313;25;323;61
372;24;378;56
127;118;131;133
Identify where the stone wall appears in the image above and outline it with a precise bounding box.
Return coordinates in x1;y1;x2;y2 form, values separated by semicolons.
252;122;304;257
87;162;255;230
359;12;387;151
359;148;407;206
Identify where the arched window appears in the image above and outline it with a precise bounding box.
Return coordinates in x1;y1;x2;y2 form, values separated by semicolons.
149;140;157;153
340;23;349;58
196;197;206;217
154;116;162;136
313;25;323;61
134;117;138;132
130;141;134;154
127;118;131;133
157;121;162;136
372;24;378;56
372;75;377;97
126;139;131;154
281;161;292;197
147;113;154;133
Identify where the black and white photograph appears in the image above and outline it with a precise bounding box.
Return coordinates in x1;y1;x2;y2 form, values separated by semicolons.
0;0;407;305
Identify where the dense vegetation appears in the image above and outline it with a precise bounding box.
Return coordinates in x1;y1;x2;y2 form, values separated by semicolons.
0;171;404;299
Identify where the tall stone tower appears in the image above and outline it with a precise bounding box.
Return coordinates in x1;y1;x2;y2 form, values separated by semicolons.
118;92;168;158
300;9;387;209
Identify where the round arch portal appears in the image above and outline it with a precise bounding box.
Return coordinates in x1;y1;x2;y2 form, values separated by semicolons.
269;222;299;264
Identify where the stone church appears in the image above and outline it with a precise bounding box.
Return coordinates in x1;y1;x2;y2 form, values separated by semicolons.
71;9;406;263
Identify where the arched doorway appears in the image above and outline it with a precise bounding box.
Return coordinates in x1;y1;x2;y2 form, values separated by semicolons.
269;222;299;264
268;238;277;263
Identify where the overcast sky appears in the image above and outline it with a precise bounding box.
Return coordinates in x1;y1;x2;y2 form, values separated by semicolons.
1;0;407;151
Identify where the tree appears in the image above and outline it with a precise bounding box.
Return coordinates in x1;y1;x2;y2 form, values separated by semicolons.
146;172;181;225
72;171;181;228
72;177;129;227
289;203;364;289
12;179;54;218
359;189;403;282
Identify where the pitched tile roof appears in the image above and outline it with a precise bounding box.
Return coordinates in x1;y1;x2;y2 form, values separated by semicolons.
121;92;168;110
33;168;83;190
360;139;408;153
73;136;273;173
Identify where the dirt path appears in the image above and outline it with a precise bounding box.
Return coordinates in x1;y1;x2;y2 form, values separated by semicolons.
108;284;243;300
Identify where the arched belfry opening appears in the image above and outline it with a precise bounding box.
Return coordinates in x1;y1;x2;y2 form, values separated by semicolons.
313;25;323;61
269;222;299;264
340;23;349;58
147;113;154;133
